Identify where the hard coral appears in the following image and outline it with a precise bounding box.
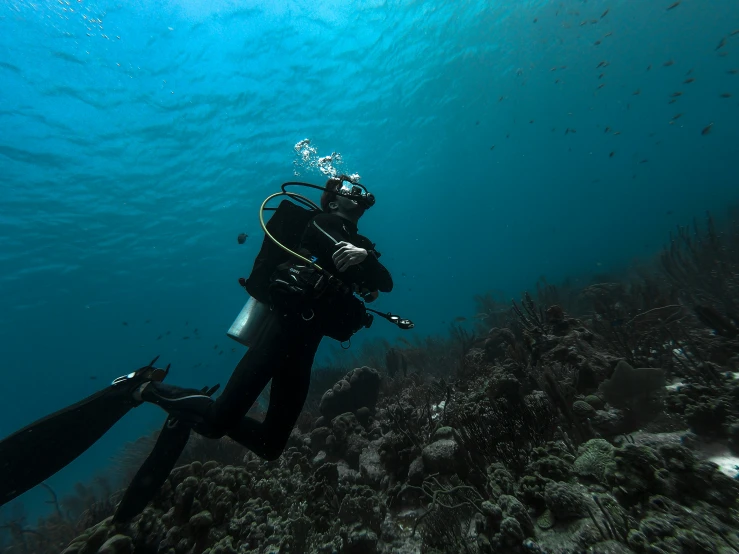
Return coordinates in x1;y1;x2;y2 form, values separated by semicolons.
574;439;616;484
318;366;381;423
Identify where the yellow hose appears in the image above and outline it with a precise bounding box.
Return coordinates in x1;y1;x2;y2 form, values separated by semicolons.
258;191;326;271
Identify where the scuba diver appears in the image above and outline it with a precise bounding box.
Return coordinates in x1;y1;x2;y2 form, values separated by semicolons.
0;175;412;522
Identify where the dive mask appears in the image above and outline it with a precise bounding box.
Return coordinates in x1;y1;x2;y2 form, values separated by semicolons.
338;179;375;209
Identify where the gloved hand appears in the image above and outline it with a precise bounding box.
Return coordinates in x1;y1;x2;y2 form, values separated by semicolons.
332;241;368;272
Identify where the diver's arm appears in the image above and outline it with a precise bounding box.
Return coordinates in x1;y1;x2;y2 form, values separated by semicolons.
307;215;393;292
353;242;393;292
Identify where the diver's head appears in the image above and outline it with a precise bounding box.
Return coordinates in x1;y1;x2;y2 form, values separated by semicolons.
320;176;375;222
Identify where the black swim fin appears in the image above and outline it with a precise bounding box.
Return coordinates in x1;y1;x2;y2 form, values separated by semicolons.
113;384;220;523
0;357;169;507
113;415;191;523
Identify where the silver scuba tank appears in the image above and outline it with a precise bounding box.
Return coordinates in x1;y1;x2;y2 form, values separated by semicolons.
227;297;270;347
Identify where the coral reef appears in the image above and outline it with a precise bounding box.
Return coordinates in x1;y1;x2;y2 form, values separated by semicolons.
5;211;739;554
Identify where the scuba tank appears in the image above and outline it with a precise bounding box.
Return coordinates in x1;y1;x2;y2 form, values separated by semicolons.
226;296;270;347
227;199;318;346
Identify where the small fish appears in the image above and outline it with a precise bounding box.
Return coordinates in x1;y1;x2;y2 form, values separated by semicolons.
609;151;615;157
550;66;558;71
646;64;652;71
598;73;605;79
560;65;567;70
672;113;683;120
185;321;189;326
718;52;729;57
90;375;97;380
490;145;495;150
145;319;151;323
475;120;479;125
731;30;739;36
666;210;673;215
666;1;680;10
165;331;171;335
453;316;467;322
597;83;605;89
701;122;713;135
498;96;504;102
594;40;602;46
580;20;588;27
663;60;674;66
122;321;128;326
473;313;489;320
596;60;609;68
231;348;236;352
685;68;693;75
604;32;613;37
219;350;224;355
683;77;694;83
670;92;682;97
728;69;739;74
716;37;727;50
639;159;648;164
214;344;218;349
554;79;560;84
183;336;189;340
604;126;611;133
157;335;162;340
601;8;609;18
533;18;538;23
614;131;621;135
529;120;534;123
720;93;732;98
590;19;598;24
633;89;640;95
237;233;248;244
668;99;677;104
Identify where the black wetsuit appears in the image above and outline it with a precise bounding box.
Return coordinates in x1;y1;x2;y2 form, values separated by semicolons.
151;212;393;456
113;212;393;521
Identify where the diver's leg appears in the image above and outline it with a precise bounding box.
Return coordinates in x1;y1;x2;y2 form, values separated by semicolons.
0;357;168;507
135;382;216;426
225;328;323;460
133;310;286;435
206;310;288;431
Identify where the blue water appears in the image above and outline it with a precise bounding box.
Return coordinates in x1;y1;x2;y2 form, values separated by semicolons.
1;0;738;523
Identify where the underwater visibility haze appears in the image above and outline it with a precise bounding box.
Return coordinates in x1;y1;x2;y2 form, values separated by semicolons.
1;0;739;552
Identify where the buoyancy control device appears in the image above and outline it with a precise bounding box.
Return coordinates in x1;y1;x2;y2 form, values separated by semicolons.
227;181;413;346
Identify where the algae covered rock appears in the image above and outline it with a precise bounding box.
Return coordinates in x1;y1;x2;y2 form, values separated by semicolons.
573;400;597;419
584;394;605;410
421;438;462;475
97;535;133;554
544;481;586;519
